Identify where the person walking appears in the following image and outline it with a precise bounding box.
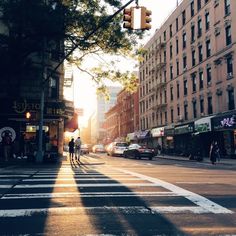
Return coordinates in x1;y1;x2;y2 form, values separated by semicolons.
68;138;75;161
2;132;12;162
209;141;218;165
74;137;82;161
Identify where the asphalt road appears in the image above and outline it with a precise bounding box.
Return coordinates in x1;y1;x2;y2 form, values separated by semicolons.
0;153;235;236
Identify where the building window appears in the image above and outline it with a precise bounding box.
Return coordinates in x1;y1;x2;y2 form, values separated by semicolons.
170;87;174;101
225;25;232;46
225;0;231;15
170;45;173;59
197;18;202;38
171;108;174;123
164;50;166;62
49;77;59;99
192;101;197;118
205;12;210;31
191;1;194;17
207;67;212;85
170;65;173;80
207;96;213;114
177;106;180;116
183;55;187;70
200;98;204;114
176;18;179;31
176;38;179;54
184;80;188;95
192;50;196;66
177;83;180;98
197;0;201;11
227;56;233;76
191;25;195;42
170;24;172;38
228;89;235;110
198;45;203;62
184;104;188;120
182;10;186;25
199;70;204;89
192;74;196;92
206;39;211;57
182;32;187;49
164;70;167;82
177;61;179;76
164;31;166;41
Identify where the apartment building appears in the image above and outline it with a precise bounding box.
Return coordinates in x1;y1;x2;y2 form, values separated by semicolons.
139;0;236;157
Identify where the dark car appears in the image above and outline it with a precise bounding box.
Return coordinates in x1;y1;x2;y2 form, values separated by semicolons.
123;144;155;160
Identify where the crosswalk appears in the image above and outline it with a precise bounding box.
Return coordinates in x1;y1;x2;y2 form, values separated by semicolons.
0;157;233;218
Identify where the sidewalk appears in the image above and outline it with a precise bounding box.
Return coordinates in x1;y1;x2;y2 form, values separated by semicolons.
155;153;236;166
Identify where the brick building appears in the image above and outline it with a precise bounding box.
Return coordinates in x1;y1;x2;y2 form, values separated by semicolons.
139;0;236;157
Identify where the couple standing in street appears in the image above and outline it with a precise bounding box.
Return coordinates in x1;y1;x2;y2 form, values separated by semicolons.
69;137;81;162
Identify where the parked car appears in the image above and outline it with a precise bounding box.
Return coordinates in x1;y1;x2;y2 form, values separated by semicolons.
107;142;128;156
80;144;89;154
123;144;155;160
92;144;105;153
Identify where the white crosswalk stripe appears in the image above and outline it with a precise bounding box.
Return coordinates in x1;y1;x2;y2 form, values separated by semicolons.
0;165;233;218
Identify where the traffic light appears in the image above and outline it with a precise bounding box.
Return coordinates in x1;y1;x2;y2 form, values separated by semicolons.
141;7;152;30
25;112;31;119
123;7;134;29
25;111;38;121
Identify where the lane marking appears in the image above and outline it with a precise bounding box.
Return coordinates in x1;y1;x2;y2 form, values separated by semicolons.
32;174;131;178
117;168;234;214
14;183;161;188
0;206;211;217
0;185;13;188
0;175;30;178
2;191;177;199
176;182;216;184
22;178;140;182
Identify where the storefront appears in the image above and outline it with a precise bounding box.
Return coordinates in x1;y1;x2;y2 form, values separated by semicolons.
126;132;138;143
0;98;69;158
212;111;236;157
194;116;214;157
136;130;151;146
164;125;175;154
151;127;164;152
174;122;194;156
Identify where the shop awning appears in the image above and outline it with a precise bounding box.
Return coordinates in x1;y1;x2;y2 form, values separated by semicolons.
136;130;150;139
151;127;164;137
64;113;78;132
126;132;137;141
194;116;214;133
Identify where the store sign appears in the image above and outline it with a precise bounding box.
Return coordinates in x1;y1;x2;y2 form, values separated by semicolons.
213;114;236;130
26;125;49;133
194;116;213;133
0;127;16;142
175;123;194;135
151;127;164;137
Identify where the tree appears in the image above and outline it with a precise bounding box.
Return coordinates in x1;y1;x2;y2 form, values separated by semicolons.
0;0;144;95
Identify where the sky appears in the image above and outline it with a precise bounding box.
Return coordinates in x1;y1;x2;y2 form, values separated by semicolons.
73;0;181;127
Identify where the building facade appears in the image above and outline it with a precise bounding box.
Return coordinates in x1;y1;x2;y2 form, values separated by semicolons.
104;88;139;143
139;0;236;157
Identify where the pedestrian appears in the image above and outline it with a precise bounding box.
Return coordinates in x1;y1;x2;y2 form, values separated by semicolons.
215;141;221;162
74;136;82;161
19;133;26;158
2;132;12;162
209;141;219;165
68;138;75;161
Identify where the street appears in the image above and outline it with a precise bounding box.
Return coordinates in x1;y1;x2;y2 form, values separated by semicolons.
0;154;235;236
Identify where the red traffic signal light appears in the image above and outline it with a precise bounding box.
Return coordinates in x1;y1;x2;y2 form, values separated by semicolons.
141;7;152;30
123;7;134;29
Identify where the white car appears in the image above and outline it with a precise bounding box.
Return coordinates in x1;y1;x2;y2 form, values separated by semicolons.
92;144;105;153
107;142;128;156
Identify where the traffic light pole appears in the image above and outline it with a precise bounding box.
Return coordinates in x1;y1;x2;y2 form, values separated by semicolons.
37;0;136;163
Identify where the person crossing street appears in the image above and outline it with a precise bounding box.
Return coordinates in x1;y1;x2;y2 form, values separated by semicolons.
75;137;82;161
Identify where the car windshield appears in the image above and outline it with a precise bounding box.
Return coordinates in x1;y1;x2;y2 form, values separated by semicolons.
116;143;128;147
